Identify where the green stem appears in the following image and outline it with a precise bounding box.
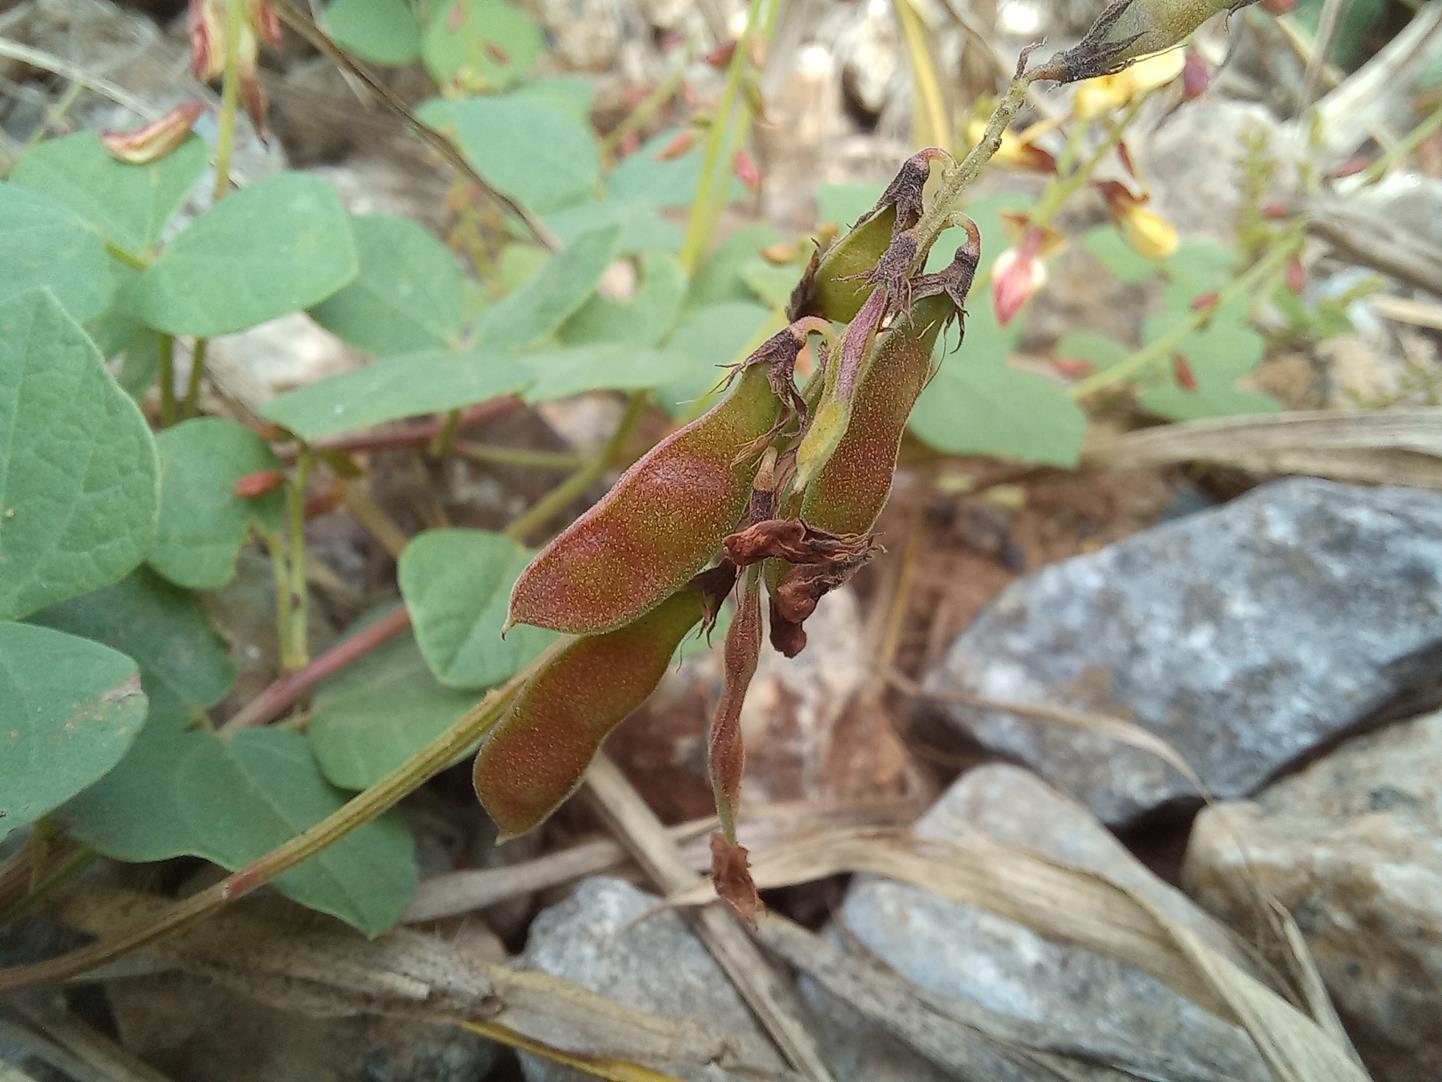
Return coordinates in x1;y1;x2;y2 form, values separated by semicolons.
0;653;554;992
502;391;651;543
455;443;586;470
600;68;686;160
283;449;313;671
183;338;208;418
157;334;177;427
104;242;150;271
679;0;774;274
1360;95;1442;185
263;527;293;669
213;0;245;201
1068;231;1305;399
1031;91;1150;230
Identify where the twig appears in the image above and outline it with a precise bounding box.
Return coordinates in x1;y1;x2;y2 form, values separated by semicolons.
219;605;412;732
272;397;523;461
0;40;158;119
584;755;836;1082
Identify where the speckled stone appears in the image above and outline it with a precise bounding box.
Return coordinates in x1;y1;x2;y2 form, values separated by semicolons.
924;478;1442;825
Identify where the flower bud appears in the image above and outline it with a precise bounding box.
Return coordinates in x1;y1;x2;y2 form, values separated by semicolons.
992;218;1059;326
234;468;285;498
733;147;761;191
102;102;208;164
1097;180;1179;261
1172;353;1198;390
1182;49;1212;98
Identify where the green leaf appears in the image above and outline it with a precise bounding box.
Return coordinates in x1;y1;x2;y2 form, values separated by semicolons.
1137;381;1281;421
741;262;800;308
926;193;1029;278
908;306;1088;467
30;568;235;723
1055;330;1129;369
323;0;421;65
515;75;597;121
0;622;147;842
398;530;556;689
0;184;114;322
63;725;415;934
9;131;207;255
309;624;479;790
1136;297;1279;421
149;419;286;590
558;253;687;347
816;182;880;226
422;0;542;89
0;290;158;620
686;224;781;310
261;347;528;441
1082;225;1161;285
114;325;165;399
522;344;685;402
475;225;621;354
135;173;358;336
439;93;600;213
656;301;772;413
1162;240;1235;312
309;214;464;355
607;128;738;210
545;198;682;254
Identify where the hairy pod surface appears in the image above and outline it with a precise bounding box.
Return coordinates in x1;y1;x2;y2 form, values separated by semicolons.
474;588;707;837
800;293;952;535
508;363;781;634
801;205;898;323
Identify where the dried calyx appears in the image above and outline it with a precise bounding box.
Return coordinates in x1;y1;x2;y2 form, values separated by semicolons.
478;147;986;920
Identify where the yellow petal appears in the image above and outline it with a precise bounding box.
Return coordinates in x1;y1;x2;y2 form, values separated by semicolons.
1073;73;1133;119
1127;48;1187;91
1118;204;1179;261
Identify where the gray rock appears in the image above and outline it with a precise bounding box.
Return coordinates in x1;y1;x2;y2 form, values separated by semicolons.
925;478;1442;825
1184;708;1442;1082
519;877;787;1081
826;764;1268;1082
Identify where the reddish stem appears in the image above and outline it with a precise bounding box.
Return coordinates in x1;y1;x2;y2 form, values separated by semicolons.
273;397;522;461
219;606;412;731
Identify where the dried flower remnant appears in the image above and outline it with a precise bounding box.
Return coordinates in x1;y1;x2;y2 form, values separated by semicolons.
709;833;763;925
1096;180;1179;260
102;103;208;164
967;117;1057;173
188;0;281;135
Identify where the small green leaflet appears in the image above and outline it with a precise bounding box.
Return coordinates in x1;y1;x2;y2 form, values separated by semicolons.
0;622;147;843
523;344;688;403
309;214;464;355
399;530;555;688
308;619;480;790
558;253;687;348
135;172;358;336
324;0;422;65
62;725;416;935
422;0;542;89
150;418;287;590
474;225;622;353
30;568;235;724
0;290;159;620
9;131;207;256
0;183;115;322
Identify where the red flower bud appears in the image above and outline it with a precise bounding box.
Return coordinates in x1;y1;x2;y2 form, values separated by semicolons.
1190;291;1220;311
1172;354;1198;391
102;102;208;164
733;147;761;191
1261;0;1296;13
234;469;285;498
1286;255;1306;294
1052;357;1098;378
1261;201;1291;219
656;130;696;161
705;39;738;69
1182;50;1211;99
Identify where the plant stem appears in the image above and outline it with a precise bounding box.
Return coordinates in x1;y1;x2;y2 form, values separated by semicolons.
220;606;413;732
455;443;586;470
273;397;523;461
0;656;551;992
283;448;313;671
183;337;208;418
599;67;686;162
263;527;294;666
502;391;651;543
1068;230;1306;399
679;0;774;274
213;0;245;201
157;334;177;426
1360;95;1442;185
104;242;150;271
431;409;463;457
1030;91;1151;230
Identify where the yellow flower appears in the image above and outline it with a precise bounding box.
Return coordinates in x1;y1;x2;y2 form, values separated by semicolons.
966;117;1058;173
1097;181;1179;261
1072;48;1186;118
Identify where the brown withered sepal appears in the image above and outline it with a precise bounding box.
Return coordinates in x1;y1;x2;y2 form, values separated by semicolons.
710;832;763;926
723;518;878;570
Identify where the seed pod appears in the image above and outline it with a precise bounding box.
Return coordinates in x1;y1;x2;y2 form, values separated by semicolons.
509;353;785;635
474;586;709;838
1034;0;1255;84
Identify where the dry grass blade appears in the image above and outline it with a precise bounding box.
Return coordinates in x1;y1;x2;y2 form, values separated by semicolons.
669;829;1372;1082
1083;409;1442;489
1;1000;175;1082
406;797;922;923
584;754;836;1082
759;913;1244;1082
887;669;1209;797
50;885;792;1082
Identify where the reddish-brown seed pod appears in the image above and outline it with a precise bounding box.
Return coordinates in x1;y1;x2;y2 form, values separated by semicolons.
508;361;782;635
474;587;707;838
800;291;953;536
